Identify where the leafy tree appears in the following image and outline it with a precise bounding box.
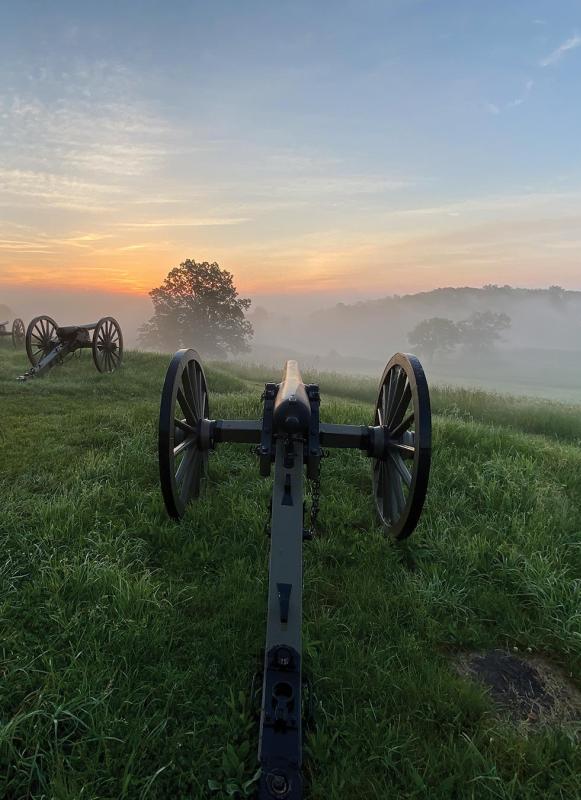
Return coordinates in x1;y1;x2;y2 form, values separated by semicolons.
457;311;511;352
139;259;253;356
407;317;460;360
548;285;565;307
408;310;512;359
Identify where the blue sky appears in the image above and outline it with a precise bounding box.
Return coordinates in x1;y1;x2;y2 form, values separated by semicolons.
1;0;580;303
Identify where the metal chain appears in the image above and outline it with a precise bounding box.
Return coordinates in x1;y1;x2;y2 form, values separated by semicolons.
307;465;321;537
259;449;323;538
306;449;326;537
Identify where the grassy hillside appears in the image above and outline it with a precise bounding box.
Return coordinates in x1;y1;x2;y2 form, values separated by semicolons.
0;348;580;799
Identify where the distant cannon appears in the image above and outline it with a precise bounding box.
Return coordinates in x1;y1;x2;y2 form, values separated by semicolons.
18;315;123;380
158;349;432;799
0;318;25;348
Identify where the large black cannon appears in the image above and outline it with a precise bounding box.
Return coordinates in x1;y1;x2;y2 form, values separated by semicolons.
0;318;25;348
158;350;432;799
18;315;123;380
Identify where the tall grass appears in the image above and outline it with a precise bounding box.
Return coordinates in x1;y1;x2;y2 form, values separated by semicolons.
0;349;579;799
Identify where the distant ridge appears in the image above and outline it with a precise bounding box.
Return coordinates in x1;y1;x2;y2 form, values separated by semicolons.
316;285;581;315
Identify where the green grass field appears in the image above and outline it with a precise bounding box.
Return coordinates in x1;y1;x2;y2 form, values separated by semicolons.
0;348;580;799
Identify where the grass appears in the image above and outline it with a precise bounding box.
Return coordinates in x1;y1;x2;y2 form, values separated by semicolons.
0;346;580;799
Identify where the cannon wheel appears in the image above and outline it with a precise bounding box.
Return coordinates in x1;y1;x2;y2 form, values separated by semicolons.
11;318;25;348
26;316;58;366
372;353;431;540
92;317;123;373
159;348;210;520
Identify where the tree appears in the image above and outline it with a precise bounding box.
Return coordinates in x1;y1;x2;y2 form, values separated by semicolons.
456;311;511;352
407;317;460;360
139;259;253;356
548;285;565;307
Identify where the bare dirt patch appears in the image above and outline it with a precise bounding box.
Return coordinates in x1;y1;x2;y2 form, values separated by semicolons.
454;649;581;730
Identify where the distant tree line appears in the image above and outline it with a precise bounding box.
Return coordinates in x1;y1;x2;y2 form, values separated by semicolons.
139;259;253;357
408;311;511;360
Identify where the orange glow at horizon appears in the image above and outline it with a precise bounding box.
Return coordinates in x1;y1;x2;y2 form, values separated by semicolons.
3;205;581;303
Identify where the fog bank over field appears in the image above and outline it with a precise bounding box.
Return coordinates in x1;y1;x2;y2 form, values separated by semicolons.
247;286;581;401
2;284;580;400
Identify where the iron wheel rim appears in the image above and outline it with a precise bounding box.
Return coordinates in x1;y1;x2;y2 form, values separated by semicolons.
159;348;210;520
25;316;58;366
92;317;123;373
372;352;431;540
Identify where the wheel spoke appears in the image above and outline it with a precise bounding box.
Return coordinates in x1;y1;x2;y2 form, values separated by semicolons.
387;371;409;429
387;450;412;487
180;450;202;502
390;412;414;440
390;442;415;459
196;367;205;417
388;381;411;430
187;362;201;419
176;446;197;486
174;418;196;435
174;436;196;457
181;366;199;420
385;370;396;420
177;387;196;424
387;459;407;516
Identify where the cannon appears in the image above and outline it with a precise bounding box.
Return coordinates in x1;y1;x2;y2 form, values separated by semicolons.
18;315;123;380
0;318;25;348
158;350;432;799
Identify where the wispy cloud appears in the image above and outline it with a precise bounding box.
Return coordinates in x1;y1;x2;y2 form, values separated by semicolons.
391;190;581;219
540;33;581;66
0;168;125;211
484;102;500;115
118;217;250;228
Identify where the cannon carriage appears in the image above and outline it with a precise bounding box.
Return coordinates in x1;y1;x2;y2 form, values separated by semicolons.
0;318;25;348
18;315;123;380
158;349;432;799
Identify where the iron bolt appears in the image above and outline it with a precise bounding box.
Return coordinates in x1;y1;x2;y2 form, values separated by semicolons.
267;772;289;797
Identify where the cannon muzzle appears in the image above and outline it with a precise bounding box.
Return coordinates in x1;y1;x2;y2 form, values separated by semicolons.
273;360;311;435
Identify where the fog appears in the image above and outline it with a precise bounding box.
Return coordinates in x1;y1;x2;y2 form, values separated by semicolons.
2;284;580;401
246;287;581;402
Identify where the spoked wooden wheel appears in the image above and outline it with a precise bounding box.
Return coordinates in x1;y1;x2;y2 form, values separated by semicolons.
11;318;25;348
26;316;58;365
372;353;431;540
92;317;123;373
159;348;210;520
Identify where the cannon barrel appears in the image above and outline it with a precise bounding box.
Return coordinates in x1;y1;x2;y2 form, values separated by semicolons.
273;359;311;435
56;322;99;334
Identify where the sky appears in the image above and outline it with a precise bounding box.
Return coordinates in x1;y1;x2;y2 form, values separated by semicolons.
1;0;581;313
